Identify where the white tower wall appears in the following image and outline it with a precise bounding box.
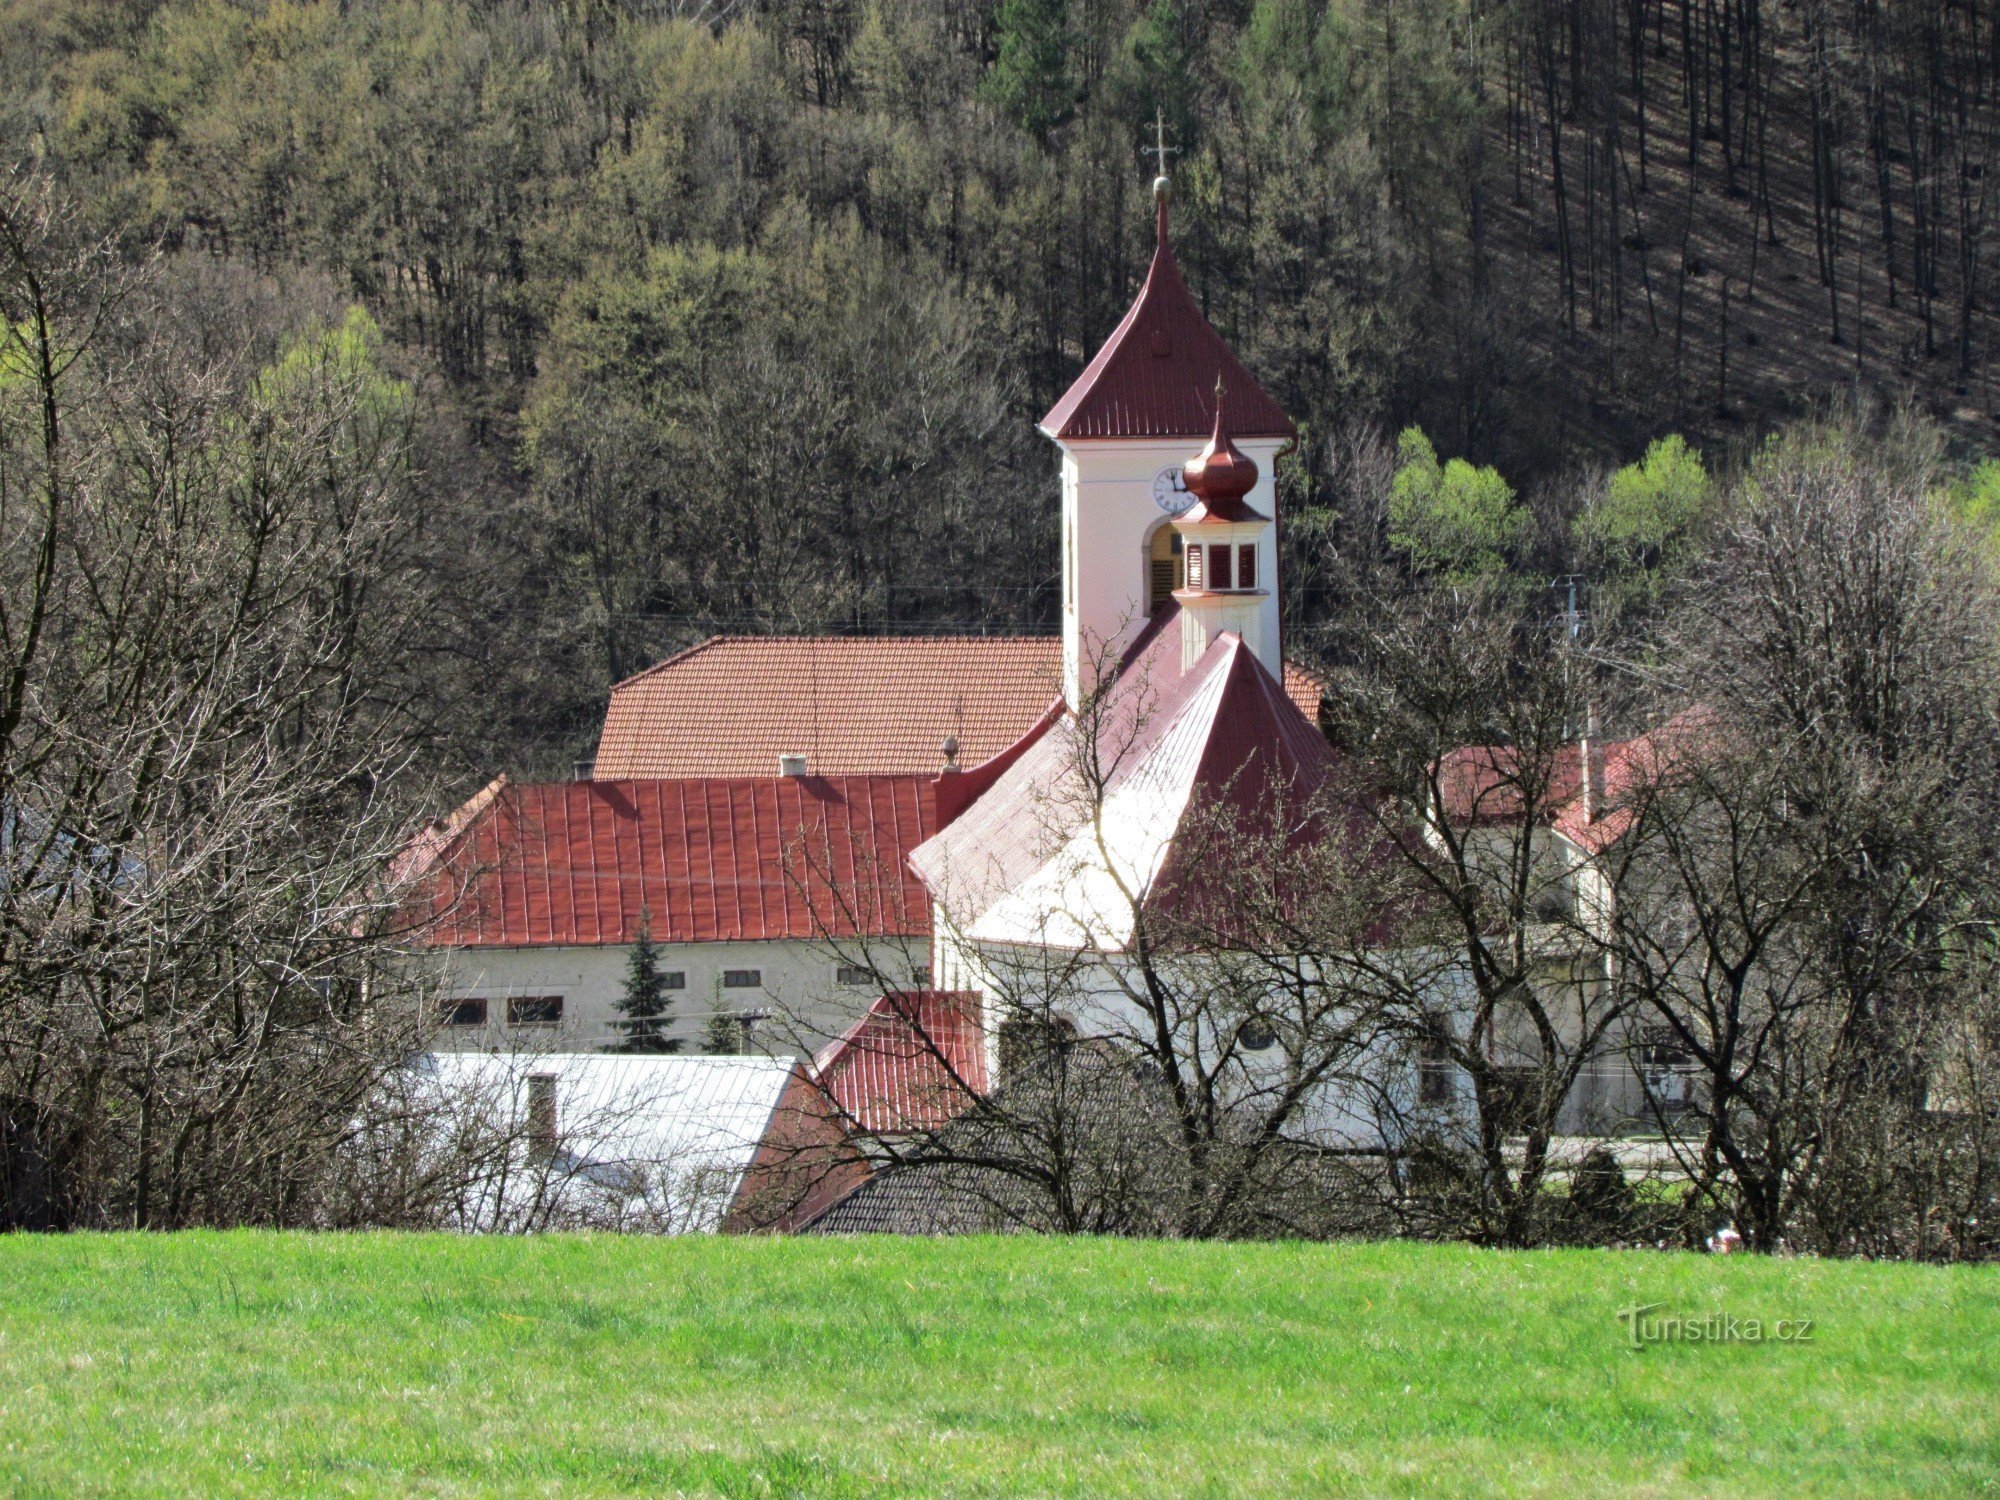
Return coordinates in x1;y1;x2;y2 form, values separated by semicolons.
1057;435;1284;706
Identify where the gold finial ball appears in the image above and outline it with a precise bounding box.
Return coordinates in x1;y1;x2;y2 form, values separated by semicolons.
1153;174;1171;203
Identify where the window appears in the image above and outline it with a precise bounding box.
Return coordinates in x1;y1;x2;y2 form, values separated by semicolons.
443;998;487;1027
910;964;933;988
1239;1018;1277;1052
1418;1033;1455;1105
836;964;873;987
1186;544;1204;590
1147;527;1185;613
508;995;563;1027
1639;1027;1694;1112
662;971;687;990
1208;542;1233;590
1237;544;1257;590
722;969;762;989
998;1014;1078;1079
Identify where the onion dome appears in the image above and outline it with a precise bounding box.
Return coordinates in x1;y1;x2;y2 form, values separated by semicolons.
1178;392;1266;524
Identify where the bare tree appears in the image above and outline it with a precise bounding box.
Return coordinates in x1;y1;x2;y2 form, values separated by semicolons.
1609;408;2000;1255
1317;576;1634;1247
0;174;456;1228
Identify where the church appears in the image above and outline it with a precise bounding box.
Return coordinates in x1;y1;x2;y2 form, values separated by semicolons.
401;174;1336;1078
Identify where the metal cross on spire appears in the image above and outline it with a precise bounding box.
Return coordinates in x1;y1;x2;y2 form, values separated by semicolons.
1144;109;1178;182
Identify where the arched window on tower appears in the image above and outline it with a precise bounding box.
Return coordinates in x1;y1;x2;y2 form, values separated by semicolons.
1147;525;1184;614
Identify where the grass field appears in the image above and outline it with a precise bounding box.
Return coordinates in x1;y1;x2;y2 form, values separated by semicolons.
0;1233;1994;1497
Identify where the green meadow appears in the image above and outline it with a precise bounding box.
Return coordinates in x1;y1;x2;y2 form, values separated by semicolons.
0;1232;1992;1497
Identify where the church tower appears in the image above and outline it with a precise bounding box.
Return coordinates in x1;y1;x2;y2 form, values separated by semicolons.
1038;173;1294;708
1173;394;1273;672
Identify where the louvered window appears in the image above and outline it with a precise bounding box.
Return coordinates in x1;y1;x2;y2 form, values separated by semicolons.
1150;559;1176;611
1209;544;1233;590
1238;545;1257;590
1186;545;1204;589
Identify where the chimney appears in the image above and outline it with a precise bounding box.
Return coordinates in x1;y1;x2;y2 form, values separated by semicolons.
526;1072;557;1163
1580;705;1603;823
778;753;808;778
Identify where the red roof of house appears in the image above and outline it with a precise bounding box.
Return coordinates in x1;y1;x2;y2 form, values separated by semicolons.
408;776;935;947
812;991;987;1134
1437;707;1717;855
593;635;1063;779
591;634;1325;780
1039;198;1295;442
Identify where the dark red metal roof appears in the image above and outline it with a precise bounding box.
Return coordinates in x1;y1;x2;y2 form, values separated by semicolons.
1039;198;1296;442
813;991;988;1134
408;776;936;947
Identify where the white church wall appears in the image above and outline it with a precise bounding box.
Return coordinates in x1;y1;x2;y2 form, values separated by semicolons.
429;937;930;1056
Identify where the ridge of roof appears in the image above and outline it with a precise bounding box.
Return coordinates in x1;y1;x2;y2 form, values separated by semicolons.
1038;203;1295;442
908;614;1334;949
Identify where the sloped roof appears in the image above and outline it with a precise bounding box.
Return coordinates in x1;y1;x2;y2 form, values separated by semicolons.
1039;199;1294;442
592;633;1325;780
594;635;1063;779
1437;706;1718;856
910;607;1335;951
408;776;934;948
812;990;987;1134
414;1051;799;1233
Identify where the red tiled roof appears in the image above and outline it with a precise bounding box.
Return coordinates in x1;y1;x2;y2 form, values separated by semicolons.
592;633;1325;780
593;636;1063;779
409;776;935;947
1437;707;1718;855
813;991;987;1134
1039;199;1295;442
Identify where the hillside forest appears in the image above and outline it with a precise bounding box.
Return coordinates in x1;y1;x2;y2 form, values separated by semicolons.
10;0;2000;772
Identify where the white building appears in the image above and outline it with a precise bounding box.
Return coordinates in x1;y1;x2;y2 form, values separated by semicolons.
397;773;938;1055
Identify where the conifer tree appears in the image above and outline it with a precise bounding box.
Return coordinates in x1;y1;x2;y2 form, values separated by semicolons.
611;912;680;1053
982;0;1077;142
702;1010;744;1055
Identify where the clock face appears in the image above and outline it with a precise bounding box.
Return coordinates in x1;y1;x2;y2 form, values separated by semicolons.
1152;466;1193;515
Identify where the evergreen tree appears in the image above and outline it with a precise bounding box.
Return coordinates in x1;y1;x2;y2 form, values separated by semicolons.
611;912;681;1053
702;1010;744;1055
982;0;1077;142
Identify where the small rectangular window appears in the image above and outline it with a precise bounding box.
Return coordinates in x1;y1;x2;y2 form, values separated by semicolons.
722;969;762;989
1209;543;1233;590
508;995;563;1026
1237;545;1257;590
910;964;933;988
836;964;872;987
1418;1035;1454;1105
1185;544;1203;590
444;998;487;1027
661;971;687;989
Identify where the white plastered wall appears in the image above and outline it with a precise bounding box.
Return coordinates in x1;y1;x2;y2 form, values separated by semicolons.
1058;436;1284;706
430;937;929;1056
